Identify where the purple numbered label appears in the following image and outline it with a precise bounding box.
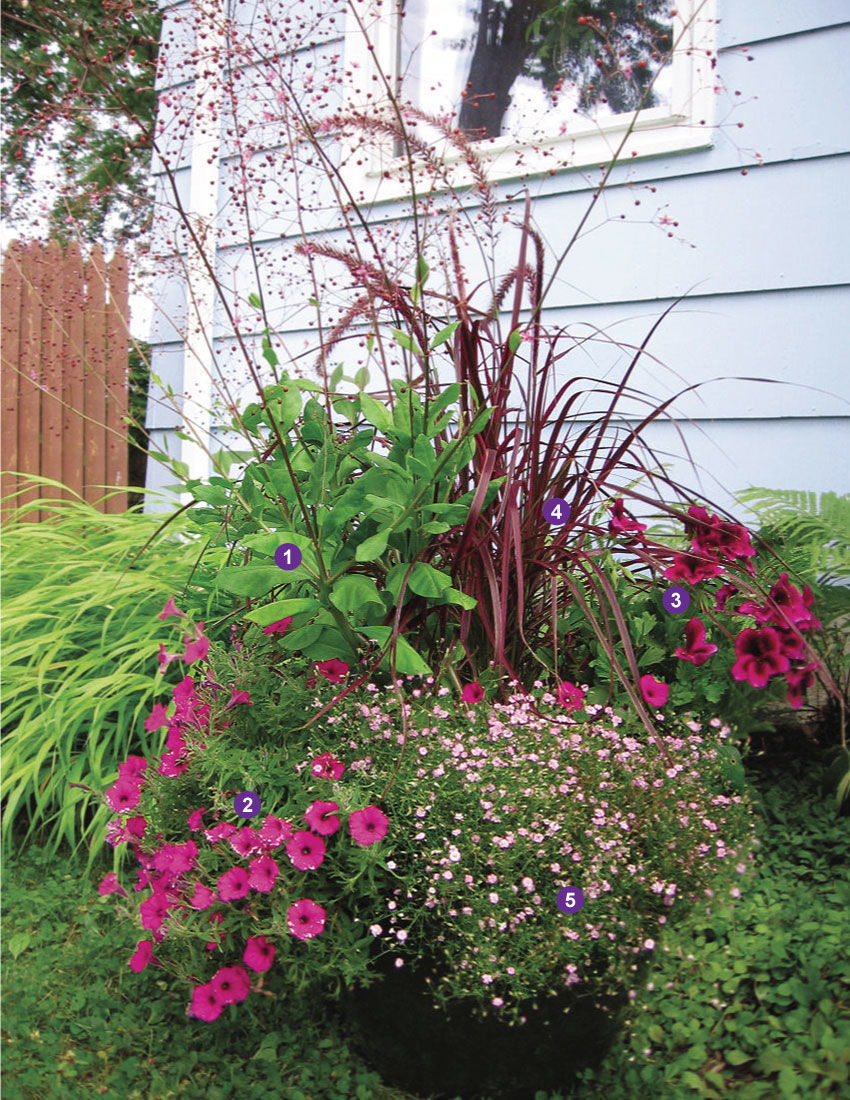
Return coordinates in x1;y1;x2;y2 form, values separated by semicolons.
543;498;571;526
662;586;690;615
234;791;261;819
274;543;302;571
556;886;585;915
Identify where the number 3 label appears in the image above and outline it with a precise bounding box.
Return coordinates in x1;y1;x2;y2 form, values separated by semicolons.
234;791;261;819
662;586;690;615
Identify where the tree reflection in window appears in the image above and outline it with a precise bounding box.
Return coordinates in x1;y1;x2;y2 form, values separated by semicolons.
399;0;674;143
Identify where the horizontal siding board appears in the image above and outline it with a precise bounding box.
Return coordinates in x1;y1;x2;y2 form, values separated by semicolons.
716;3;849;49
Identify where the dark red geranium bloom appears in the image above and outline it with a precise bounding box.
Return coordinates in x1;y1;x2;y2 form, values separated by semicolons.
664;552;724;586
608;497;647;538
786;664;818;709
731;627;790;689
686;505;755;562
773;626;807;661
674;617;718;667
714;583;738;612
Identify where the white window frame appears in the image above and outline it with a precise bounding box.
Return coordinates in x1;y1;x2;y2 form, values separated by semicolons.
341;0;717;203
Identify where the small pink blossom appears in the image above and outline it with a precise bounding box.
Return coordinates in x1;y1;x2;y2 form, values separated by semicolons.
224;684;252;709
157;643;181;672
105;778;141;814
315;658;349;683
183;623;210;665
311;752;345;780
258;815;293;849
229;827;263;859
287;897;326;940
556;681;585;711
639;674;669;708
187;808;205;832
144;703;170;731
205;822;237;844
188;882;216;910
262;617;292;635
211;965;251;1005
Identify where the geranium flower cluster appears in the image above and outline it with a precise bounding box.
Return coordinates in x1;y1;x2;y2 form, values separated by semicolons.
97;600;388;1023
330;680;757;1023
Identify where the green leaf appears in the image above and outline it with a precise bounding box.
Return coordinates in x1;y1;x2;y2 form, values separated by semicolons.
359;393;394;434
244;599;320;626
330;575;384;614
355;530;390;562
416;256;429;285
354;367;370;390
360;626;431;675
248;291;262;309
442;587;477;610
329;364;344;391
390;328;417;354
726;1050;752;1066
407;562;451;598
778;1067;800;1097
430;321;460;351
216;566;284;598
263;382;302;432
8;931;31;959
508;329;522;353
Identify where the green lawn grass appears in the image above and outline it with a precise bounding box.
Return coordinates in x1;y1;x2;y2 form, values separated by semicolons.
2;753;848;1100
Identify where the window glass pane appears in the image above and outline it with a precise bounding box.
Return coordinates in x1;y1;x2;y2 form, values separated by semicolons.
399;0;674;144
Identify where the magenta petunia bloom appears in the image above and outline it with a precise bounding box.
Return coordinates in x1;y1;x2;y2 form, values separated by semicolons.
229;827;263;859
118;756;148;782
129;939;155;973
349;806;389;847
205;822;237;845
287;898;327;940
152;840;197;876
248;854;280;893
98;872;128;898
731;627;790;689
125;815;147;839
461;682;485;705
158;643;181;672
139;893;170;931
188;882;216;910
144;703;171;732
310;753;345;781
262;617;293;636
608;497;647;538
105;778;141;814
674;618;718;667
187;808;205;832
183;623;211;666
304;800;341;836
664;552;724;586
315;658;349;684
639;674;669;708
556;680;585;711
258;815;293;849
158;750;189;778
224;684;252;709
158;596;185;620
211;965;251;1005
786;663;817;709
286;831;327;871
244;935;276;973
218;866;251;902
189;981;223;1022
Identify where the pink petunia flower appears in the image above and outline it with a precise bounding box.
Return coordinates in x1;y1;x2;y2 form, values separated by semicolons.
218;866;251;902
158;596;185;620
187;808;205;832
304;800;341;836
152;840;197;876
224;684;252;709
248;854;280;893
144;703;171;731
286;898;326;940
139;892;170;931
262;617;293;636
158;750;189;778
158;643;181;672
731;627;790;689
229;827;263;859
98;872;128;898
183;623;211;666
664;552;724;585
674;618;719;667
310;752;345;780
188;882;216;910
286;831;326;871
189;981;223;1021
765;573;817;629
258;815;293;849
210;965;251;1005
118;756;148;783
315;658;349;684
129;939;155;972
205;822;237;845
556;681;585;711
105;778;141;814
608;497;648;538
125;815;147;839
244;935;276;973
639;674;669;708
349;805;389;847
461;682;484;705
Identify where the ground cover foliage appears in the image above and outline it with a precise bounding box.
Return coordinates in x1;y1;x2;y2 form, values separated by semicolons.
2;750;847;1100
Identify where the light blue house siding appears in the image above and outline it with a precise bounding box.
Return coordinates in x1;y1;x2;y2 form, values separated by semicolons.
145;1;850;517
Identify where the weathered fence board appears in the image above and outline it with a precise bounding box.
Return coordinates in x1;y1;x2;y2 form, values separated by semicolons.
0;241;131;520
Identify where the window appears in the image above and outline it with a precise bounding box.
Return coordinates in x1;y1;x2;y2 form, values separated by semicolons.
341;0;717;202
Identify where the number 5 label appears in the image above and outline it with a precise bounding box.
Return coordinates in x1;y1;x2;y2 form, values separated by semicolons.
556;886;585;914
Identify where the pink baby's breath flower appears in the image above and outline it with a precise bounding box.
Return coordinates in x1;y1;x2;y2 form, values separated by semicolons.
287;897;326;940
129;939;154;972
218;866;250;902
349;805;389;846
304;800;341;836
244;935;276;973
286;830;326;871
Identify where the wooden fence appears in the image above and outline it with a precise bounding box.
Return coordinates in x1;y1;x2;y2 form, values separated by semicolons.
1;240;130;520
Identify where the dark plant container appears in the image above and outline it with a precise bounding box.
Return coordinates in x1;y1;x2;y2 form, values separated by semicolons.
341;951;627;1100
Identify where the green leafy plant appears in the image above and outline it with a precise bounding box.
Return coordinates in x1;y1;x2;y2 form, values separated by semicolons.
0;479;226;858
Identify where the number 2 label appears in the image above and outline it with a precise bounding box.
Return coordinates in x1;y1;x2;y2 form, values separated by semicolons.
234;791;261;819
